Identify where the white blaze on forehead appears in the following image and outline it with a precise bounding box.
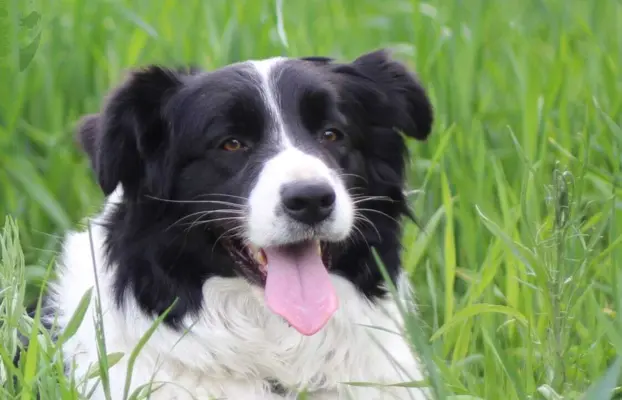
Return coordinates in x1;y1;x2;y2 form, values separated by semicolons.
248;57;292;148
245;57;355;249
244;60;353;334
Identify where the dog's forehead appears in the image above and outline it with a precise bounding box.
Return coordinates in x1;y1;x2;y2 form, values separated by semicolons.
247;57;335;94
180;57;334;107
171;57;341;151
184;62;257;92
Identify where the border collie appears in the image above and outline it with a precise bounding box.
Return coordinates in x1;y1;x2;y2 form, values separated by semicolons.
49;49;434;399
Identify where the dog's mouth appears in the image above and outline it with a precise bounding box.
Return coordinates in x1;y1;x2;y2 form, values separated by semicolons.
223;239;337;336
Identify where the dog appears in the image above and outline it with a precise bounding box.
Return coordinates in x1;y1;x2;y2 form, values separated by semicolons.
48;49;434;399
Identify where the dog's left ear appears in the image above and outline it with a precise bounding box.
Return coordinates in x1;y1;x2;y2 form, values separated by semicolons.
338;49;434;141
75;114;99;163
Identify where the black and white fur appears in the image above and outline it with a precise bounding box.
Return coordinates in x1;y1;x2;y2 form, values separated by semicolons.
50;49;434;399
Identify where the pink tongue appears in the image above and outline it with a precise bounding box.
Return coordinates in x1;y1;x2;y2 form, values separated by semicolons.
263;241;338;336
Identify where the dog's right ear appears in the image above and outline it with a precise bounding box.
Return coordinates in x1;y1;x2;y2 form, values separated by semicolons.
81;66;186;197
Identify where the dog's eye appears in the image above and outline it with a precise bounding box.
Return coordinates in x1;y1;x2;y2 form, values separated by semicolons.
221;138;246;152
319;129;343;143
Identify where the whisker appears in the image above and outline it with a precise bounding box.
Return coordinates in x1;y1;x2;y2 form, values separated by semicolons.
339;172;368;184
146;195;246;209
356;208;400;224
178;209;245;222
181;217;246;227
350;223;371;250
352;196;393;204
193;193;249;201
347;186;367;195
167;209;245;231
355;213;381;241
183;217;245;233
213;226;246;252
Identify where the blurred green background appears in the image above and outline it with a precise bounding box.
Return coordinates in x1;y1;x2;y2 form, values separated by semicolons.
1;0;622;398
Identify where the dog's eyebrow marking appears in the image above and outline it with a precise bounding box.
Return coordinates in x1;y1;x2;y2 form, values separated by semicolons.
249;57;292;149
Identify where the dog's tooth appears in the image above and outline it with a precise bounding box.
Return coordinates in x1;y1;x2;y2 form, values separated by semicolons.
316;242;322;256
256;250;267;266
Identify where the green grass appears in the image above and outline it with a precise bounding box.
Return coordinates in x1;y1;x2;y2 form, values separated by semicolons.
1;0;621;398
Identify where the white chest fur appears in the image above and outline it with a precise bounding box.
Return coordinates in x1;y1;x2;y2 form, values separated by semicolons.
50;222;428;400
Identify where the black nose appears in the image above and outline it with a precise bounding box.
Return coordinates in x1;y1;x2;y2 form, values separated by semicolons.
280;180;336;225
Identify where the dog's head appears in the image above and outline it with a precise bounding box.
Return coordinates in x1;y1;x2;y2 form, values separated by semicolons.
78;50;433;334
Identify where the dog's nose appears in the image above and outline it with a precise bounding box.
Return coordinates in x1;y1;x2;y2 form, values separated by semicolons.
280;180;336;225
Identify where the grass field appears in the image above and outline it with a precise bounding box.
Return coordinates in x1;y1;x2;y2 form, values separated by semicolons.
1;0;622;398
